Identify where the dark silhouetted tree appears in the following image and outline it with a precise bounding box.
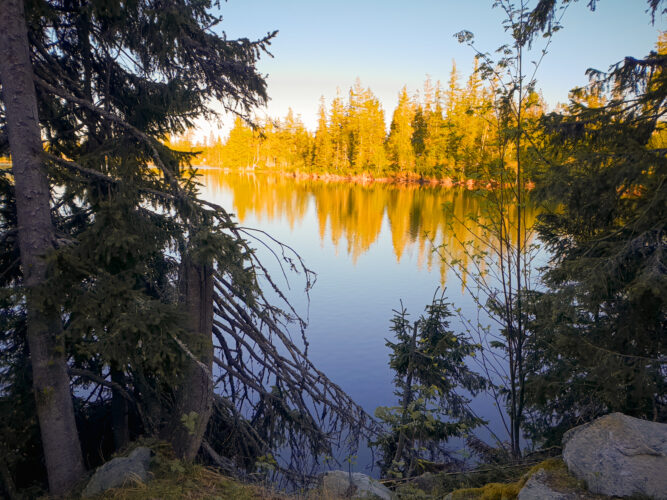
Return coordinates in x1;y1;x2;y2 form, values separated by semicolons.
374;294;486;477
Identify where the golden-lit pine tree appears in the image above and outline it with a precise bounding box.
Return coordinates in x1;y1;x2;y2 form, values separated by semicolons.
347;79;387;174
413;77;445;177
442;63;465;179
313;97;334;172
459;60;493;180
222;117;259;168
290;111;314;171
269;116;291;169
202;133;224;167
329;91;351;172
256;118;276;168
387;86;416;173
422;76;436;113
276;109;310;170
424;81;450;178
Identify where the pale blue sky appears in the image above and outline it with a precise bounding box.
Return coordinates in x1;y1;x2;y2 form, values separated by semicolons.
199;0;665;136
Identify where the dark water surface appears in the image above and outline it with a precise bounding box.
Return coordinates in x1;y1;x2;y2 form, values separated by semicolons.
199;170;539;472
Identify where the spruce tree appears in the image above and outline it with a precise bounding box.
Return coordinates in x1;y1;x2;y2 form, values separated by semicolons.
313;97;334;172
0;0;372;494
526;34;667;442
330;91;352;172
347;80;388;174
387;87;416;173
374;295;486;477
0;0;85;493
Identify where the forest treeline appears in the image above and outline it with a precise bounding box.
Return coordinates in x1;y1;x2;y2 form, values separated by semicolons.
171;65;545;183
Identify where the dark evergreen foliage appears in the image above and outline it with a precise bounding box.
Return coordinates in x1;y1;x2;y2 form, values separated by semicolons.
527;0;665;42
0;0;372;493
525;39;667;445
374;294;486;477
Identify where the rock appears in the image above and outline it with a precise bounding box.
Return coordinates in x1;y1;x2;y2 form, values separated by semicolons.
321;470;395;500
82;447;152;497
410;471;439;492
518;469;576;500
562;412;667;499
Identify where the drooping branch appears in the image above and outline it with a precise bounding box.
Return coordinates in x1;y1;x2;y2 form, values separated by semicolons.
34;76;181;191
68;367;154;434
69;367;135;403
34;53;373;478
207;269;379;475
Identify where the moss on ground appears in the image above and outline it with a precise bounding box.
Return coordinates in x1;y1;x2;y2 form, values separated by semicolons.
91;465;279;500
68;441;366;500
516;458;583;492
72;442;286;500
393;460;534;498
446;481;520;500
394;458;603;499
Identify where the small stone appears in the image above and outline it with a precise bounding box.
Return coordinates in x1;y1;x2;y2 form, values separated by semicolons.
518;469;576;500
82;447;152;497
321;470;395;500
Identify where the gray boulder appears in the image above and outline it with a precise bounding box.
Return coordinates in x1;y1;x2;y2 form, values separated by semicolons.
518;469;577;500
321;470;395;500
562;412;667;499
82;447;152;497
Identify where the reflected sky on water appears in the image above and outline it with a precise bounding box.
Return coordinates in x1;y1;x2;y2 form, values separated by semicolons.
199;170;541;471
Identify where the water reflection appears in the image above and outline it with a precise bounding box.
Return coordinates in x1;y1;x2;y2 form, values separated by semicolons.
199;170;537;283
198;169;539;472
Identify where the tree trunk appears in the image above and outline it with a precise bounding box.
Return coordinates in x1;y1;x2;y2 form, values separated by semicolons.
392;323;419;468
0;0;85;494
111;368;130;450
166;257;214;460
513;26;524;460
0;445;20;500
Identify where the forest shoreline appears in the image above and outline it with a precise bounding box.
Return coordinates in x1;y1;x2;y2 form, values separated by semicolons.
200;166;536;190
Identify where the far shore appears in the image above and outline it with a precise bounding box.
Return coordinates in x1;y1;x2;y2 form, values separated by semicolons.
0;161;534;190
196;165;535;190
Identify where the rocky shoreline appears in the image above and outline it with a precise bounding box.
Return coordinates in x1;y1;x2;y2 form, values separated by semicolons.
79;413;666;499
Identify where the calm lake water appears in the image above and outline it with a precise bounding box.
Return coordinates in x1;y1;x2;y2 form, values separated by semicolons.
199;169;539;471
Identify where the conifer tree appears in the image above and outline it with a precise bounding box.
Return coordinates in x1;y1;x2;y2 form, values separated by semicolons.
313;97;334;171
224;117;260;168
387;87;416;173
0;0;372;494
411;105;428;172
443;63;464;178
0;0;85;493
330;91;352;172
347;79;387;173
526;29;667;442
459;60;492;179
374;295;486;477
424;80;450;178
282;109;312;171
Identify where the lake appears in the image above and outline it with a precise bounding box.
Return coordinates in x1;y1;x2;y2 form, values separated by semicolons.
198;169;539;472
